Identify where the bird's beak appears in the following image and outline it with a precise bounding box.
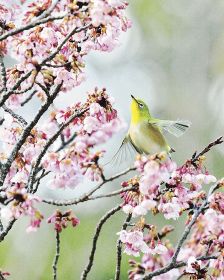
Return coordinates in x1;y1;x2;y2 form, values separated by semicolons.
131;94;138;103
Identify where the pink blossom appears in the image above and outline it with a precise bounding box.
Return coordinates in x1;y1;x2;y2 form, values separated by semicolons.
158;198;181;220
153;243;168;255
0;187;43;232
117;230;150;257
47;210;80;233
185;256;202;274
137;154;176;195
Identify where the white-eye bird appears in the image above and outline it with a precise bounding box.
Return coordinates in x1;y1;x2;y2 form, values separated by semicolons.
111;95;191;163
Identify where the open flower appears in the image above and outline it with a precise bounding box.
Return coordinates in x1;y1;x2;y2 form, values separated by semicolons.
117;230;150;257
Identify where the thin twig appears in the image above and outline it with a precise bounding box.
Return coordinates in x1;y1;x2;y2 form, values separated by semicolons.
81;205;122;280
115;213;132;280
35;82;50;98
42;185;136;206
0;55;7;91
56;133;77;152
41;24;91;65
0;15;65;42
0;219;3;232
28;107;88;193
191;136;223;164
171;200;208;263
20;90;37;106
0;24;91;107
142;255;217;280
0;71;34;108
38;0;62;20
14;71;38;95
0;84;62;186
2;105;28;127
52;231;60;280
142;183;218;279
0;219;16;242
41;168;135;206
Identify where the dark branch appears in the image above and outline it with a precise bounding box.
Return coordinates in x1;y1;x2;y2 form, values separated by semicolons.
81;205;122;280
52;231;60;280
2;105;28;127
0;24;91;107
0;15;65;42
20;90;37;107
28;107;88;193
191;136;223;164
0;83;62;187
115;213;132;280
41;24;91;65
0;219;16;242
41;167;135;206
142;255;217;280
142;183;218;279
0;55;7;91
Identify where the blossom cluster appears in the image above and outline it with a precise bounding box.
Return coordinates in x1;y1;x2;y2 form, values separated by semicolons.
0;0;131;107
117;153;224;279
0;88;123;230
47;209;80;233
42;88;124;188
0;0;129;238
0;185;43;232
179;203;224;279
122;153;216;221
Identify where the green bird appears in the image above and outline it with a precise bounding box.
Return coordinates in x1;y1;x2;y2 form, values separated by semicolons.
111;95;191;163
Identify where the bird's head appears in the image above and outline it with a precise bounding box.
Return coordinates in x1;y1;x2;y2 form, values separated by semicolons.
130;95;151;124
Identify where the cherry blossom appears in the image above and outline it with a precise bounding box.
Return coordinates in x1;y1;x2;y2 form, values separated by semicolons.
117;230;150;257
0;186;43;232
47;209;80;233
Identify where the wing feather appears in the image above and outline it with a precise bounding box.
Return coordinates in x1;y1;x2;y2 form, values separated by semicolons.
104;135;139;167
149;119;191;137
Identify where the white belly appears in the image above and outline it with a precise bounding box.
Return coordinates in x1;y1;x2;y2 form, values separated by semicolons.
129;122;168;154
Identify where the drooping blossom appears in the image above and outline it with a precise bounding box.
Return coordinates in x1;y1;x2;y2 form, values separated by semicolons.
0;186;43;232
47;209;80;233
117;230;150;257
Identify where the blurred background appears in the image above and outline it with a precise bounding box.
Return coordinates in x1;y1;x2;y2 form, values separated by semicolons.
1;0;224;279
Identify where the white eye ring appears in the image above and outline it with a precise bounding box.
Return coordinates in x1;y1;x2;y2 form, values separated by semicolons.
138;103;144;108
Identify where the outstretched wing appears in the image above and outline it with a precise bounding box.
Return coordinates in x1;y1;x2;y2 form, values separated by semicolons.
104;135;140;167
149;119;191;137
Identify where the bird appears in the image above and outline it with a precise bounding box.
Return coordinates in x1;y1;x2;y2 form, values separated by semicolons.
110;95;191;164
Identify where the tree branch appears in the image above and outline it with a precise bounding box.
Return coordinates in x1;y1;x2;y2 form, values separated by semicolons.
0;55;7;91
0;15;65;42
42;185;136;206
191;136;223;164
0;219;16;242
38;0;62;20
0;83;62;187
41;167;135;206
115;213;132;280
81;204;122;280
142;255;217;280
28;107;89;193
142;183;218;279
0;24;91;107
20;90;37;107
41;24;91;65
52;231;60;280
2;105;28;127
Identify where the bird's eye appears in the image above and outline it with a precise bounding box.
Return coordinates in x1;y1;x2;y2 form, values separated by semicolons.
138;103;144;108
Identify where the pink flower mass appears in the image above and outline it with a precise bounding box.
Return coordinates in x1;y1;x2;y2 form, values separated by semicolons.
0;0;223;279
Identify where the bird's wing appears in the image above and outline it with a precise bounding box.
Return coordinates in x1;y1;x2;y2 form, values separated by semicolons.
148;119;191;137
104;135;140;167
